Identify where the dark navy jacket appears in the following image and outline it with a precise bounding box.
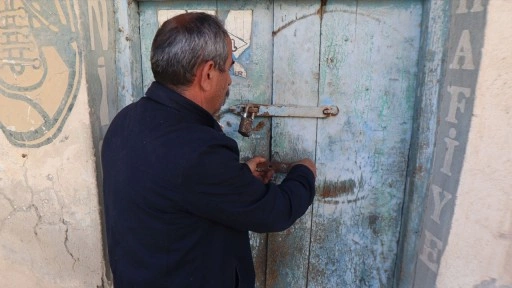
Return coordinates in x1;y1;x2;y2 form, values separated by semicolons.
101;82;315;288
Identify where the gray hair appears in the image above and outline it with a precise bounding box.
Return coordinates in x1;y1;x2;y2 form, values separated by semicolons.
150;12;230;89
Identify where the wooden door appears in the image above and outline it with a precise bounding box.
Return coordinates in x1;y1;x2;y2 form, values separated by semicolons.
138;1;423;287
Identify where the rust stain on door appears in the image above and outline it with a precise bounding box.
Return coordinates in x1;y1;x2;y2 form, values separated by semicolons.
319;179;356;199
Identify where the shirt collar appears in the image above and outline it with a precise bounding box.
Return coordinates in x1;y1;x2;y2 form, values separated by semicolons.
144;81;222;132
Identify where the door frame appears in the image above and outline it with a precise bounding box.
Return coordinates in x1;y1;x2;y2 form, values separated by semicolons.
112;1;451;287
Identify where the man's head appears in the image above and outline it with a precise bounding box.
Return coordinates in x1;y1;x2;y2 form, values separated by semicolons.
151;12;233;115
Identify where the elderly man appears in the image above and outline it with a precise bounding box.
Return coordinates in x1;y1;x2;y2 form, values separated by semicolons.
101;12;316;287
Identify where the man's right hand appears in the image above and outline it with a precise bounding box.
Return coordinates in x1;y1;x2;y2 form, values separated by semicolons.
292;158;317;178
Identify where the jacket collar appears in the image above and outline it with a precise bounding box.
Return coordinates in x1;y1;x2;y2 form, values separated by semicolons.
144;81;222;132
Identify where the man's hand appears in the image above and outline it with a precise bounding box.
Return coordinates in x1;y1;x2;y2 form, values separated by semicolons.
246;156;274;184
291;158;317;178
247;157;317;182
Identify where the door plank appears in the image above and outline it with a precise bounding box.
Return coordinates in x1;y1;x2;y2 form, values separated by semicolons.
215;2;273;286
139;1;158;93
266;1;321;287
308;1;422;287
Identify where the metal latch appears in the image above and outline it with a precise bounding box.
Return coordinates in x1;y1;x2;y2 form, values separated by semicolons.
229;103;339;137
256;161;292;173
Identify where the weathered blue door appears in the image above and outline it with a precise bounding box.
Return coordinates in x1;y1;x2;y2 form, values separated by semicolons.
138;1;422;287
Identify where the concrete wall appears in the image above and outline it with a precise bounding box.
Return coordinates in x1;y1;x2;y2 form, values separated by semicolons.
437;1;512;287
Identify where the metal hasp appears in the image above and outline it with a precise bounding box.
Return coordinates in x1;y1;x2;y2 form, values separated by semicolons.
230;103;339;137
256;161;292;173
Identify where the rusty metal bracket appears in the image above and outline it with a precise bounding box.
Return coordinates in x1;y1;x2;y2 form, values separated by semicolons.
256;161;292;173
229;103;339;118
230;103;338;137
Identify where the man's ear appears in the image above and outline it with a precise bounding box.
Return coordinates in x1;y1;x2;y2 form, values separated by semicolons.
199;60;215;91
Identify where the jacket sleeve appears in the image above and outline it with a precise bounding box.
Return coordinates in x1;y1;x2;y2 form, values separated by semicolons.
178;139;316;233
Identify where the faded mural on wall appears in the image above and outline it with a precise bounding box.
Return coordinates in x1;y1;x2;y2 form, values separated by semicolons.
0;0;81;148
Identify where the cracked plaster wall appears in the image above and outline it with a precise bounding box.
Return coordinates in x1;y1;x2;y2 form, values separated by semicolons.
0;58;105;288
0;74;105;287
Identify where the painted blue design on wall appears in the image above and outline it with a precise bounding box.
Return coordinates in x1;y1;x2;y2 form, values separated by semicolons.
0;0;82;148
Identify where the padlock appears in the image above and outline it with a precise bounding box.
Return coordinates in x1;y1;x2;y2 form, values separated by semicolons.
238;104;255;137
